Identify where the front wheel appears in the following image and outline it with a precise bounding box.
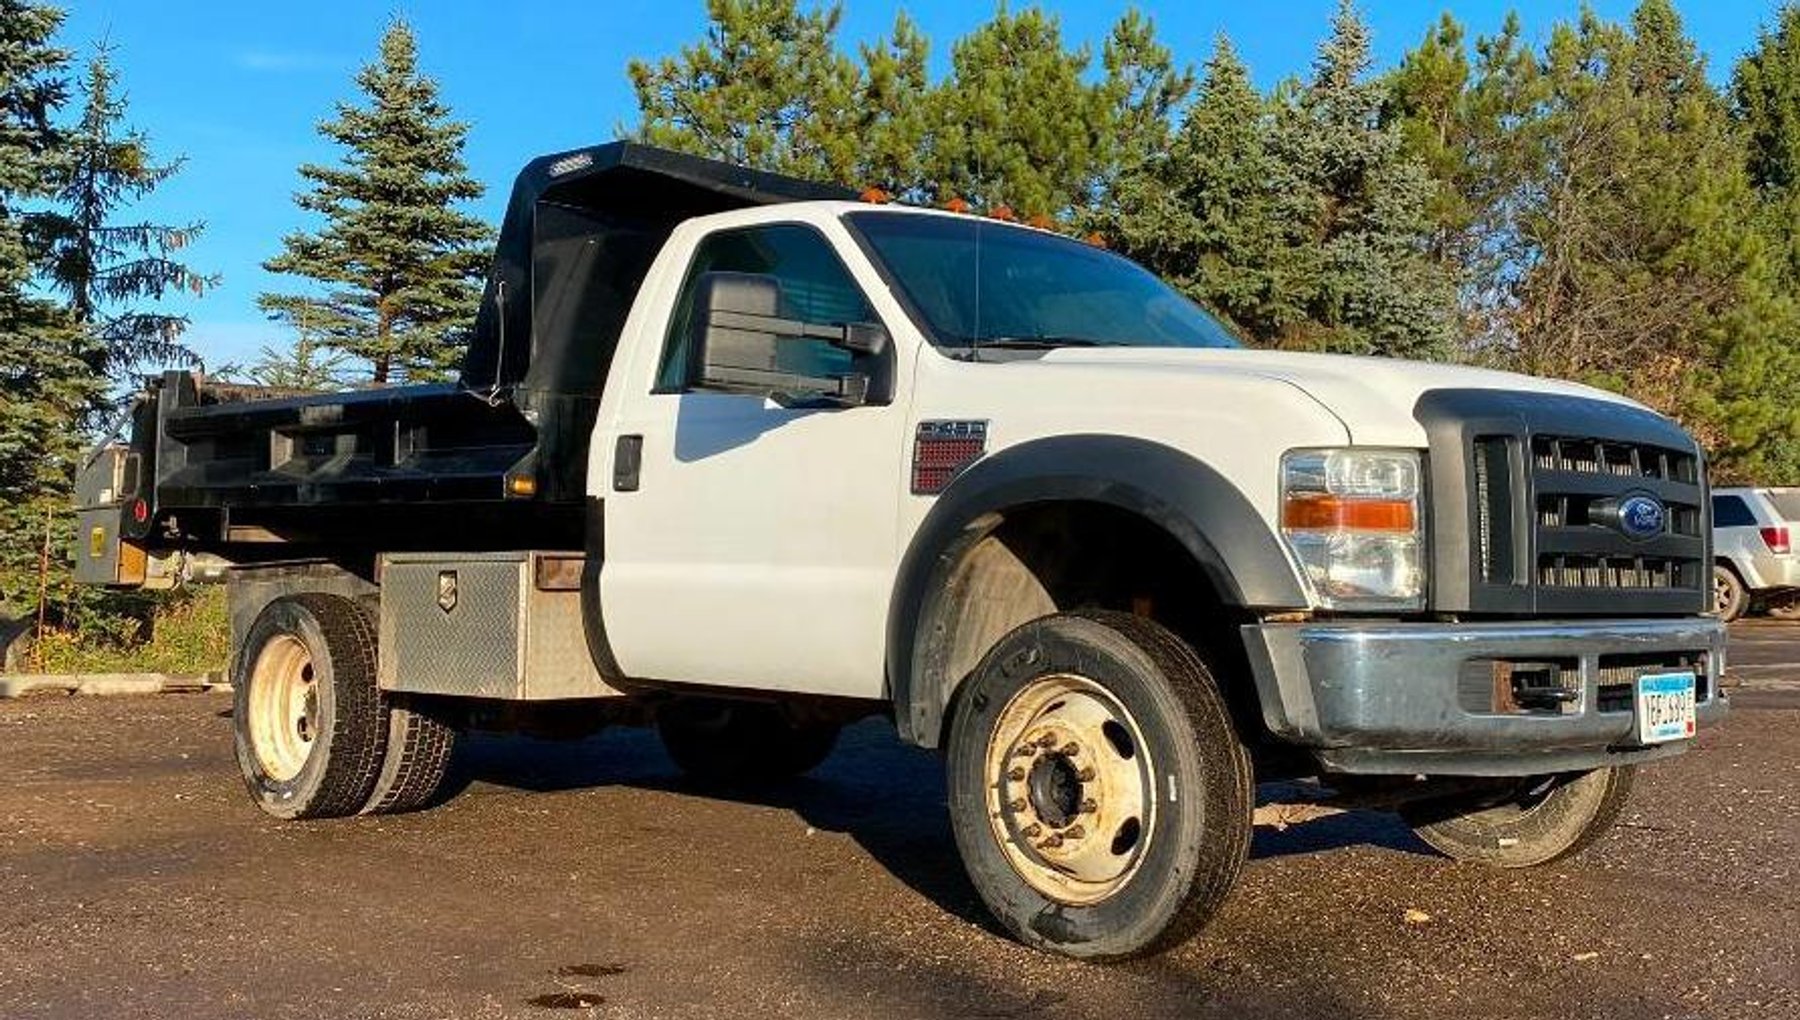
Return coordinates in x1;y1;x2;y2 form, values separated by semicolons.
945;611;1253;962
1399;767;1635;868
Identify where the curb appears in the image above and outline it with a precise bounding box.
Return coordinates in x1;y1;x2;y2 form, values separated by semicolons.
0;672;229;699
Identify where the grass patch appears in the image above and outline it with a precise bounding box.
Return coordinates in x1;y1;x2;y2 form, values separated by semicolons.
29;586;229;675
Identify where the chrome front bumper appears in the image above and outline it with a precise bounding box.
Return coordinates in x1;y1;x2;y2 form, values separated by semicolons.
1241;617;1728;776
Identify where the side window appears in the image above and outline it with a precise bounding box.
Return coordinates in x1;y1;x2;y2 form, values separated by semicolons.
1713;495;1756;528
656;224;873;392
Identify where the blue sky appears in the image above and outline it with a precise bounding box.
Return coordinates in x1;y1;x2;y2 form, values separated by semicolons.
55;0;1785;372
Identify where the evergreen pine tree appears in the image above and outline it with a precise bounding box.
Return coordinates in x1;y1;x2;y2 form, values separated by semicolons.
632;3;1181;222
39;45;215;380
234;338;354;391
1733;3;1800;336
1091;11;1193;208
259;19;491;385
1736;4;1800;194
628;0;864;184
1267;0;1456;358
927;7;1109;218
1386;12;1541;350
1106;35;1296;339
0;1;97;620
1386;15;1475;261
850;15;933;198
1390;1;1800;479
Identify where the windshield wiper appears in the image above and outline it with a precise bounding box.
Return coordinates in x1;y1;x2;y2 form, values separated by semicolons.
973;335;1123;350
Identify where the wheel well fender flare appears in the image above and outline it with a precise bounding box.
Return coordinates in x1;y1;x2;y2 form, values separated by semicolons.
885;434;1307;747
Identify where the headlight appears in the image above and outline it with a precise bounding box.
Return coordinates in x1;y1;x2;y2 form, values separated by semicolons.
1280;448;1425;611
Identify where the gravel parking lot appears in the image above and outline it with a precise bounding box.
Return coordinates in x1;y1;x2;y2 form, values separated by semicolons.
2;624;1795;1020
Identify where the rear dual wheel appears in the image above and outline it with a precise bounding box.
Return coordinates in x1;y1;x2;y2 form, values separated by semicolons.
947;611;1253;961
233;594;456;819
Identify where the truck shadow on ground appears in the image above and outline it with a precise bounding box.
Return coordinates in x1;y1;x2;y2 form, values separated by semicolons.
445;719;1437;929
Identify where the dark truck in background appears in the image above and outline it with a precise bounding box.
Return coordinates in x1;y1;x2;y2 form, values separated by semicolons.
73;141;1726;961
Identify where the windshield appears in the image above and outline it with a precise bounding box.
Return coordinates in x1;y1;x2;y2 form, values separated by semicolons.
845;210;1240;351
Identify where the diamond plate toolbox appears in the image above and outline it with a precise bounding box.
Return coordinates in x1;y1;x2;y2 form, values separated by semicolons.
377;551;623;700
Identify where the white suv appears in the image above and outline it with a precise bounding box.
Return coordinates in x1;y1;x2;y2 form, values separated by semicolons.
1712;486;1800;620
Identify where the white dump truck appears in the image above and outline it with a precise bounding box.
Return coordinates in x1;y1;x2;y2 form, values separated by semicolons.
75;142;1725;960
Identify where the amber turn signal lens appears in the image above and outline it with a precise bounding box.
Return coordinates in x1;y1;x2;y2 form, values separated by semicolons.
1282;495;1416;532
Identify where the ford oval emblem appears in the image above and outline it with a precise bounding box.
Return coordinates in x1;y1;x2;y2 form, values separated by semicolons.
1618;495;1667;539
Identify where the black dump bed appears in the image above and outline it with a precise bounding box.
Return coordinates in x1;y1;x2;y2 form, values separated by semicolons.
97;143;851;559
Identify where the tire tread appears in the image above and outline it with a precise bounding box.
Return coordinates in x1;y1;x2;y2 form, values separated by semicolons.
362;700;457;815
1070;609;1255;957
293;594;388;819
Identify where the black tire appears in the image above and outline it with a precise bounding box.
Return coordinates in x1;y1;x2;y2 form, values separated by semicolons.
656;699;840;784
232;594;387;820
1399;766;1635;869
945;610;1253;962
1714;564;1749;622
361;697;458;815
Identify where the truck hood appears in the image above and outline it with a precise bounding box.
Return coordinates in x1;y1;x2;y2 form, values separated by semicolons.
1032;347;1645;446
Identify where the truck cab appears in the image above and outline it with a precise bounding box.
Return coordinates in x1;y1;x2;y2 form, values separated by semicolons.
76;142;1726;962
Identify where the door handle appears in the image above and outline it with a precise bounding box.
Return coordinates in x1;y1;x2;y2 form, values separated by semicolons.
613;434;644;492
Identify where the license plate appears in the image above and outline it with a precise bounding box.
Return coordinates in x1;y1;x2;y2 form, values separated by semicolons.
1635;671;1697;744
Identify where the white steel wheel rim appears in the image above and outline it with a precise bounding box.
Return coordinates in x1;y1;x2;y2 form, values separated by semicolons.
1713;570;1733;614
983;672;1156;905
248;634;319;782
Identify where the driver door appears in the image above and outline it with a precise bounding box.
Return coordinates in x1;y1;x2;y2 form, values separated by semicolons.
598;222;907;698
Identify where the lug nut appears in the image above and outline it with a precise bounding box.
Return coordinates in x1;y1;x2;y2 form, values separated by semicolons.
1064;825;1086;839
1007;798;1026;812
1020;823;1042;838
1060;742;1080;757
1007;767;1026;782
1076;767;1096;782
1037;834;1065;850
1079;798;1098;814
1036;733;1059;748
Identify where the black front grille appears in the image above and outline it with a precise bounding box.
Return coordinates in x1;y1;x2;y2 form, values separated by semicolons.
1420;391;1710;615
1525;434;1706;608
1596;651;1711;712
1531;436;1698;482
1536;554;1691;589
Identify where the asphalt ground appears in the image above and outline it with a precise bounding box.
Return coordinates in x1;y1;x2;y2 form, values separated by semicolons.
1;623;1795;1020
